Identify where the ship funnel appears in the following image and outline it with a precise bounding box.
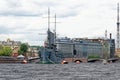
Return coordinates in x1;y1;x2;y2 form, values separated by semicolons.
110;33;112;39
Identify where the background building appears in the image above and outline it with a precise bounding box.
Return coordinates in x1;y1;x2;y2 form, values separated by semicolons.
56;37;73;58
0;38;21;49
27;46;40;58
56;37;115;59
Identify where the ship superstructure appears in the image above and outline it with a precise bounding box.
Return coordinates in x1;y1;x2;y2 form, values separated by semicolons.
40;29;63;64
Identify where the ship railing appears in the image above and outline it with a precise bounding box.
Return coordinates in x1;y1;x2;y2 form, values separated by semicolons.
47;57;55;64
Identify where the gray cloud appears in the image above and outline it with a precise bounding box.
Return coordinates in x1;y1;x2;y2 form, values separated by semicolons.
58;11;79;18
0;11;42;17
0;25;30;34
0;0;81;18
6;0;21;8
0;26;12;34
0;0;44;17
33;1;58;7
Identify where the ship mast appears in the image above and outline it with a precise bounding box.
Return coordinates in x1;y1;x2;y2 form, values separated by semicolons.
54;14;56;43
53;14;60;43
47;7;51;48
117;3;120;49
48;8;50;30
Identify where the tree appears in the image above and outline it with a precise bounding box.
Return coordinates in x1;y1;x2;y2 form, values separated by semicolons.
0;46;12;56
18;50;23;55
0;45;3;50
19;43;28;55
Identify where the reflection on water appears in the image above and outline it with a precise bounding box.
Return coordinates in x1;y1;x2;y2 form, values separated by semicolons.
0;63;119;80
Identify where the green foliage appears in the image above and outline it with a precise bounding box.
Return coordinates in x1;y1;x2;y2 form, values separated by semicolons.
0;45;3;50
18;50;23;55
19;43;28;55
0;46;12;56
88;54;100;59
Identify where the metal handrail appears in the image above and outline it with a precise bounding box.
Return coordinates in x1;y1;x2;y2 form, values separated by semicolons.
47;57;55;64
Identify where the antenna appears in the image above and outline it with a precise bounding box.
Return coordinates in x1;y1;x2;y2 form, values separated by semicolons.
117;3;120;48
117;3;119;23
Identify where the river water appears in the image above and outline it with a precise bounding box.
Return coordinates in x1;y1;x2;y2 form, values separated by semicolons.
0;63;120;80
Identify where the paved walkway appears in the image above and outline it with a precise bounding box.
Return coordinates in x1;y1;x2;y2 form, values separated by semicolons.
0;63;120;80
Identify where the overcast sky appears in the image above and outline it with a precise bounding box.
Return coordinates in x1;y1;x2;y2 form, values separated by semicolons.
0;0;119;46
